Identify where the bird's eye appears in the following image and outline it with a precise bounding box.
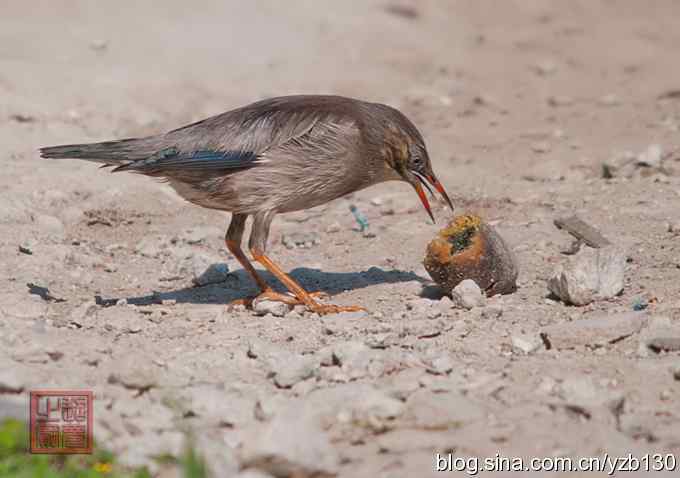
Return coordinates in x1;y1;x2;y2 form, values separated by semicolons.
411;154;424;170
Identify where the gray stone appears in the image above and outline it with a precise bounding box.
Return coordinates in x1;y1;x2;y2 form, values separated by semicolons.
252;299;290;318
451;279;485;310
541;312;648;350
239;414;338;478
192;260;230;286
547;245;626;306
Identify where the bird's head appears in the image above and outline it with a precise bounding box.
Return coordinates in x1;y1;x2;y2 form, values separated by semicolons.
380;117;454;223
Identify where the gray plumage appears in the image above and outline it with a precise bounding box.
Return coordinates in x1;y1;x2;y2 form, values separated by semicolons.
41;95;452;314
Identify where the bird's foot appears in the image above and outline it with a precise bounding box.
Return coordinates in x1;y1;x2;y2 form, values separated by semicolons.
304;302;367;315
229;289;329;309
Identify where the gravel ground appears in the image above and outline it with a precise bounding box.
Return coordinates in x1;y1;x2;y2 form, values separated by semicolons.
1;1;680;476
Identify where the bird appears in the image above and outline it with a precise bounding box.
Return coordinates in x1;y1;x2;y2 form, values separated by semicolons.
41;95;453;314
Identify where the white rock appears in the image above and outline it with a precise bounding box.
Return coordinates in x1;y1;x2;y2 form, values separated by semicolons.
511;334;542;354
637;144;663;168
252;299;290;317
426;355;455;375
547;245;626;306
451;279;485;309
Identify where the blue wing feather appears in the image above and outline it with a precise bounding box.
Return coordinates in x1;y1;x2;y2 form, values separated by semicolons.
113;147;259;173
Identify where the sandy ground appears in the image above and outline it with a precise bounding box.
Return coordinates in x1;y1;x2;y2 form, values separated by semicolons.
2;1;680;476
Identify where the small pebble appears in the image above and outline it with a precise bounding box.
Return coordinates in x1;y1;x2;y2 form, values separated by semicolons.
253;300;290;317
451;280;485;310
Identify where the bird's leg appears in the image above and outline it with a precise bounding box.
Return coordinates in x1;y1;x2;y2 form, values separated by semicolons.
226;213;324;308
226;214;269;293
249;211;365;315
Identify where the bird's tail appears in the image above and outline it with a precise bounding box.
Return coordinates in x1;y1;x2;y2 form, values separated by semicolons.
40;137;160;166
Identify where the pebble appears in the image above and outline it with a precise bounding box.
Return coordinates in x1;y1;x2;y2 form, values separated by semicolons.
636;144;663;169
281;231;321;249
541;312;648;350
192;257;230;286
252;299;290;318
547;245;626;306
451;279;485;310
426;355;454;375
511;334;542;354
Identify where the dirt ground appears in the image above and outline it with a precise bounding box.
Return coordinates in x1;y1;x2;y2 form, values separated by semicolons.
2;1;680;476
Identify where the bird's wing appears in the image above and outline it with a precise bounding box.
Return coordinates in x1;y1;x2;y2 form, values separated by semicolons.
111;147;259;173
115;96;361;174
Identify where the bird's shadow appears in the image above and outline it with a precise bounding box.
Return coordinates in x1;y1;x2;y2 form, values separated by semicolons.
95;266;429;307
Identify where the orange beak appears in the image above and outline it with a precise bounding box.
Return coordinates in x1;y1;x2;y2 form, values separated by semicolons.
412;172;454;223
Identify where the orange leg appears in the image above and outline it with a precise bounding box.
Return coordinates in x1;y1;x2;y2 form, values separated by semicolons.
226;238;327;308
251;249;365;315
